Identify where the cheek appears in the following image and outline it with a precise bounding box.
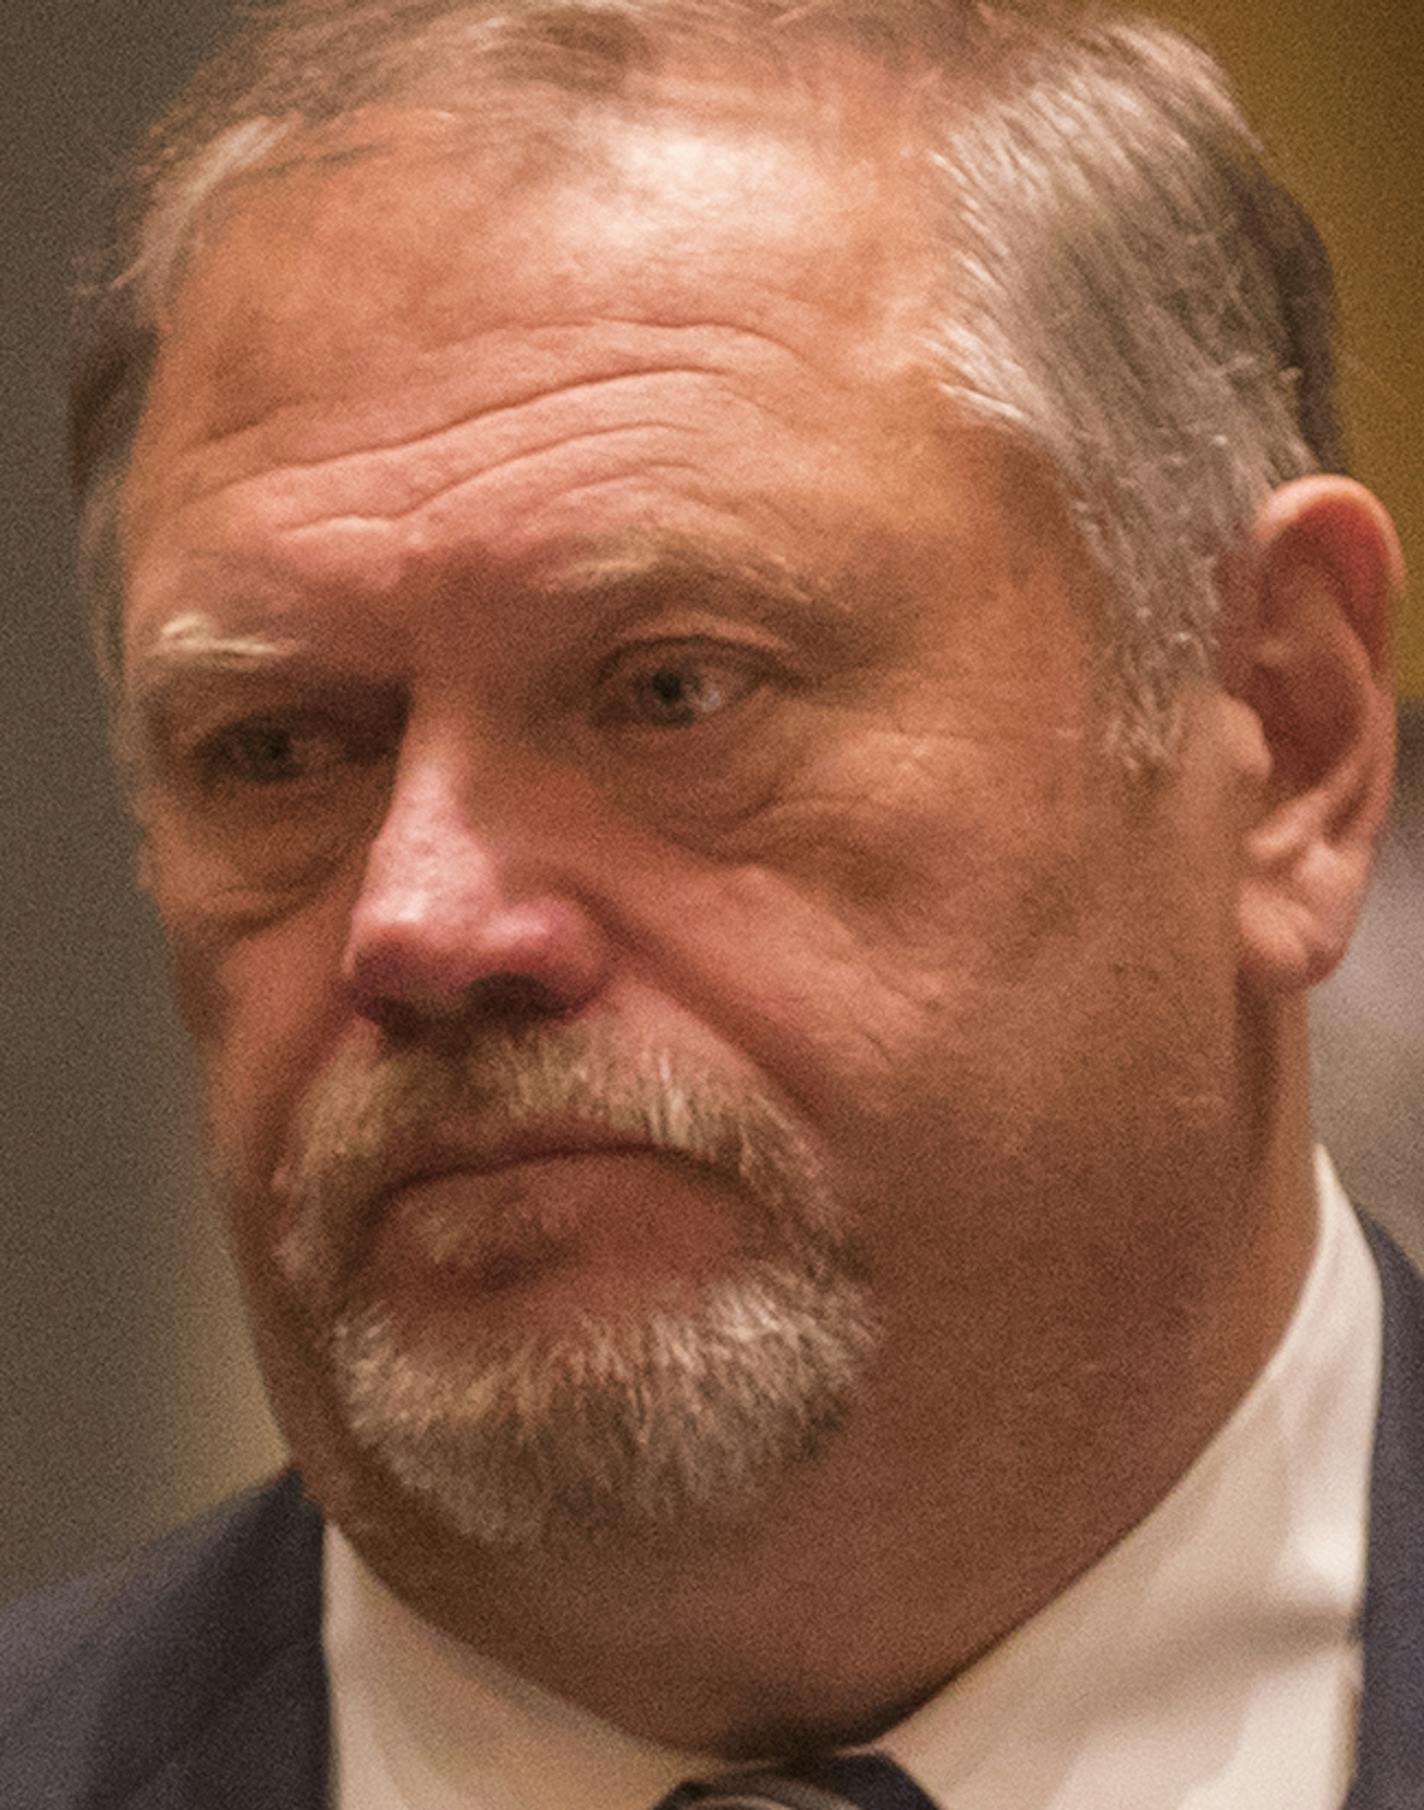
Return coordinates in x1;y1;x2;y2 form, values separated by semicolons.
168;890;358;1198
612;726;1115;1128
746;723;1101;967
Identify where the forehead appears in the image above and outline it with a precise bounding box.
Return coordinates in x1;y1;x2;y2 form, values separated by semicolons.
118;73;959;644
142;68;933;435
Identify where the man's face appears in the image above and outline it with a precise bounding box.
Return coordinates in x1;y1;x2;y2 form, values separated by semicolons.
121;76;1255;1555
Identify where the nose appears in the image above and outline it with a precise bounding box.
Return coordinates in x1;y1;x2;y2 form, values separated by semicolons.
341;747;613;1035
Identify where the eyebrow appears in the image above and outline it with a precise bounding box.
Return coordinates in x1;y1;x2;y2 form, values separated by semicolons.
530;535;830;611
524;534;887;657
126;612;307;701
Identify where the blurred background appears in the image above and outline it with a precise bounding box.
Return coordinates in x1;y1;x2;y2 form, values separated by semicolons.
3;0;1420;1598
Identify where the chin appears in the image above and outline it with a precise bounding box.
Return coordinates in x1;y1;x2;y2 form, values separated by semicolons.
321;1254;880;1551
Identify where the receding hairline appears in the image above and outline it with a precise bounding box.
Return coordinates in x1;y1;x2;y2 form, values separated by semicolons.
139;23;956;331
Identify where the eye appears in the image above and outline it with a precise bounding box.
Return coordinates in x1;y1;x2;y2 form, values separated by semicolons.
151;700;401;900
194;715;349;790
597;642;767;730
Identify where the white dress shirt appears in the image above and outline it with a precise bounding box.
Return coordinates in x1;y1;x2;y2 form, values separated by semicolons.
325;1149;1382;1810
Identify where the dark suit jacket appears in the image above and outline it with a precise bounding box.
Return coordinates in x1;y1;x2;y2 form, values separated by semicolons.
4;1221;1424;1809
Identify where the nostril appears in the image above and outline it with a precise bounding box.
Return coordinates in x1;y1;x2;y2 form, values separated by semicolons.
467;972;573;1021
361;995;443;1044
343;883;614;1032
362;973;572;1046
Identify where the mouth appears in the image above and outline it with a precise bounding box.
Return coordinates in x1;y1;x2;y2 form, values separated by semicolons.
355;1128;751;1311
379;1124;678;1197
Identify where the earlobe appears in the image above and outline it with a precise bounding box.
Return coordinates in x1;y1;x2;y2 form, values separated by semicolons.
1234;477;1402;993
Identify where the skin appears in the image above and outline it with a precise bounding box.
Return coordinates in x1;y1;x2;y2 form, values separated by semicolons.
120;68;1399;1754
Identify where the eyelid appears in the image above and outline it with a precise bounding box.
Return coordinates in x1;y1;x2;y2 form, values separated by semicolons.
153;692;403;795
597;629;789;680
136;657;400;728
590;635;784;732
596;634;781;687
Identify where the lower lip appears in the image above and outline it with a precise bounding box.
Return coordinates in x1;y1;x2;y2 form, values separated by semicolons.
366;1149;744;1307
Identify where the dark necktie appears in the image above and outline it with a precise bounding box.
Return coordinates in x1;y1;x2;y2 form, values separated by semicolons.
655;1751;940;1810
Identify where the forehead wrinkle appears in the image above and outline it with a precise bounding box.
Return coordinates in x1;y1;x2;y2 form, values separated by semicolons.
234;392;718;528
125;355;888;627
272;433;722;554
127;322;858;552
165;318;862;470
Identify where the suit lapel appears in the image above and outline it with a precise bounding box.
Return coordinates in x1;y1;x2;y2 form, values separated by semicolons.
0;1471;328;1810
1345;1223;1424;1810
122;1470;329;1810
125;1620;328;1810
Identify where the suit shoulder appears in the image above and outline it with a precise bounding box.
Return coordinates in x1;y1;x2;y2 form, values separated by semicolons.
0;1471;325;1806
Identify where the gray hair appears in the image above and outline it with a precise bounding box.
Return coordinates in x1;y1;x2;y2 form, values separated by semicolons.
73;0;1344;766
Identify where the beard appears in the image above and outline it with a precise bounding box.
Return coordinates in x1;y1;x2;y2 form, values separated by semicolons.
264;1024;879;1551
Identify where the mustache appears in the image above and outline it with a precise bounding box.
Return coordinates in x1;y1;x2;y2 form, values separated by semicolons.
272;1024;848;1305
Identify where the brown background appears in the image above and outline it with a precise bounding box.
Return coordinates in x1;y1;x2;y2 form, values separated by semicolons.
2;0;1418;1599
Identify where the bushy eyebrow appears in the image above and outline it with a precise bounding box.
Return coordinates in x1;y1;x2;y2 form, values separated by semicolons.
533;538;819;606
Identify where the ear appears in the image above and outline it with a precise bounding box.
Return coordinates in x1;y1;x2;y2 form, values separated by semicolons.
1231;476;1402;992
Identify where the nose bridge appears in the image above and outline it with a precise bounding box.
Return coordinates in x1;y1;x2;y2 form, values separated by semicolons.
363;737;501;915
342;726;611;1023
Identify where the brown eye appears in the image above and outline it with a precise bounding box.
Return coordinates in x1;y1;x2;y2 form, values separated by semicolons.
198;718;339;788
139;686;404;910
179;709;395;886
600;644;765;729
